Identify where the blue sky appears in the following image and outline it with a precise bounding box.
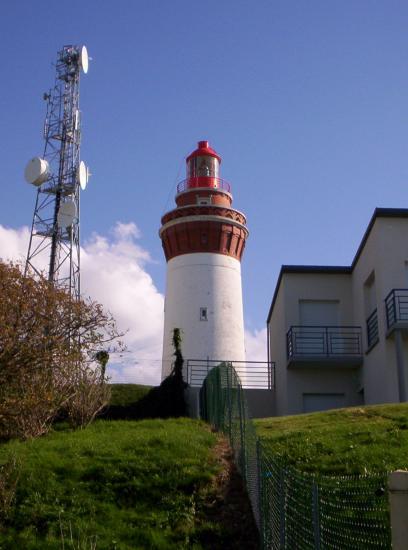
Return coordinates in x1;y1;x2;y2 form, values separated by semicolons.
1;1;408;378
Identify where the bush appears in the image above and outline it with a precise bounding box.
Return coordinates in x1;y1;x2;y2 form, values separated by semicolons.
65;366;111;429
0;261;122;440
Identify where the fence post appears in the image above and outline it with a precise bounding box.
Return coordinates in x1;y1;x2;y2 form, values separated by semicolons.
312;481;321;550
216;367;221;429
237;383;246;479
388;470;408;550
227;366;233;445
279;468;286;548
256;439;264;548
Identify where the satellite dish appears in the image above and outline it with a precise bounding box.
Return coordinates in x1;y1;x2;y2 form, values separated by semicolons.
77;160;88;190
24;157;50;186
57;199;77;229
79;45;89;74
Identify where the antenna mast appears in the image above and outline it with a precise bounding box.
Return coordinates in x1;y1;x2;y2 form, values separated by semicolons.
24;45;90;300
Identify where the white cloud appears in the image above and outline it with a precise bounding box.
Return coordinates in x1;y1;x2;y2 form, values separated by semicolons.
245;327;267;362
0;223;164;386
0;225;30;263
80;224;164;385
0;223;268;387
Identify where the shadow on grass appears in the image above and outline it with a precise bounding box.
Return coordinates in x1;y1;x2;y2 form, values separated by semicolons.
101;374;188;421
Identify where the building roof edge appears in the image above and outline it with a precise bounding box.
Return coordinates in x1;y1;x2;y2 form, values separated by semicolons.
266;208;408;324
266;265;351;323
351;208;408;268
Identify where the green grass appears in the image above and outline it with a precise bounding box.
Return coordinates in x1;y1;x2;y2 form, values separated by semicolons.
108;383;152;407
0;418;223;549
255;403;408;475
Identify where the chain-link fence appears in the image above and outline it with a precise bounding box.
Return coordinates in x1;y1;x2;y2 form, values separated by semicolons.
200;363;391;549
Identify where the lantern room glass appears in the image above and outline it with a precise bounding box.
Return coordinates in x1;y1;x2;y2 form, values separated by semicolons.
187;155;219;178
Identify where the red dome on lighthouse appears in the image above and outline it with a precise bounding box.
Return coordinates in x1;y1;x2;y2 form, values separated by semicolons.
186;140;222;163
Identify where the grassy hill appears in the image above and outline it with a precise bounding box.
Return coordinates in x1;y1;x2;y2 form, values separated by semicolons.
0;418;247;549
109;383;152;406
255;403;408;475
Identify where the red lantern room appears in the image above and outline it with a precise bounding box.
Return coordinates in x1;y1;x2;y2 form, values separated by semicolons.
186;140;221;189
175;141;232;208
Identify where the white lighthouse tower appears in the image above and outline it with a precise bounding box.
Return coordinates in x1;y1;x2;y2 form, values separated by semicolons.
160;140;249;381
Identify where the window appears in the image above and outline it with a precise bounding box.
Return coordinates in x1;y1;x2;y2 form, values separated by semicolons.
364;271;376;316
364;271;379;349
299;300;339;326
298;300;340;355
188;155;220;178
200;307;208;321
197;196;211;206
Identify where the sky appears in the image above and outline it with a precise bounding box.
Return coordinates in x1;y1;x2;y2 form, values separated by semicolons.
1;1;407;383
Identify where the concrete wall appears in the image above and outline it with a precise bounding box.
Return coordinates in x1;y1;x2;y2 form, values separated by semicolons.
244;389;276;418
186;386;275;420
286;368;362;415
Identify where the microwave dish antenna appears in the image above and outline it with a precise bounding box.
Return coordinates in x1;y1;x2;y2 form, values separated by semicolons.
79;45;89;74
57;199;77;228
25;44;90;300
77;160;89;190
24;157;50;186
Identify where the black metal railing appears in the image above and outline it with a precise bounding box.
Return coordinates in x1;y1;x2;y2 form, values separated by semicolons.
366;308;379;349
385;289;408;329
286;326;362;359
185;359;275;390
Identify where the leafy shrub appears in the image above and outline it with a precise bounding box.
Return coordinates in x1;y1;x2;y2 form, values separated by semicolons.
0;261;122;440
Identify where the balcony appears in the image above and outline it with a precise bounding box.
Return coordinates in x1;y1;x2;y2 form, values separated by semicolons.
385;289;408;335
286;326;363;368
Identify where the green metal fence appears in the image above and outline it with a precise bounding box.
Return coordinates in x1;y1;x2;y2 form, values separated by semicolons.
200;363;391;549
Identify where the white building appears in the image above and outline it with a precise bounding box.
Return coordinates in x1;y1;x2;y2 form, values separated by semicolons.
268;208;408;415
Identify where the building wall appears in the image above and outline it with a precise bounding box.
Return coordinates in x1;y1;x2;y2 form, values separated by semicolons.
268;277;288;415
268;214;408;416
351;217;408;403
162;252;246;379
286;368;362;414
283;273;354;327
270;272;359;416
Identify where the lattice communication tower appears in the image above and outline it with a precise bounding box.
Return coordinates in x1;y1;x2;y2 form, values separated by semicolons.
24;45;90;301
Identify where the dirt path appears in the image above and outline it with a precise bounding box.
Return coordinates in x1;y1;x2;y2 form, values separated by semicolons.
199;435;260;549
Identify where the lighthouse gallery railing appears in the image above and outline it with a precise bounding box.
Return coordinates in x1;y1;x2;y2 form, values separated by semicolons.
185;359;275;390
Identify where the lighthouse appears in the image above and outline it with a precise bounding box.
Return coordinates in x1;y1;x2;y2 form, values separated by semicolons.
160;141;249;381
